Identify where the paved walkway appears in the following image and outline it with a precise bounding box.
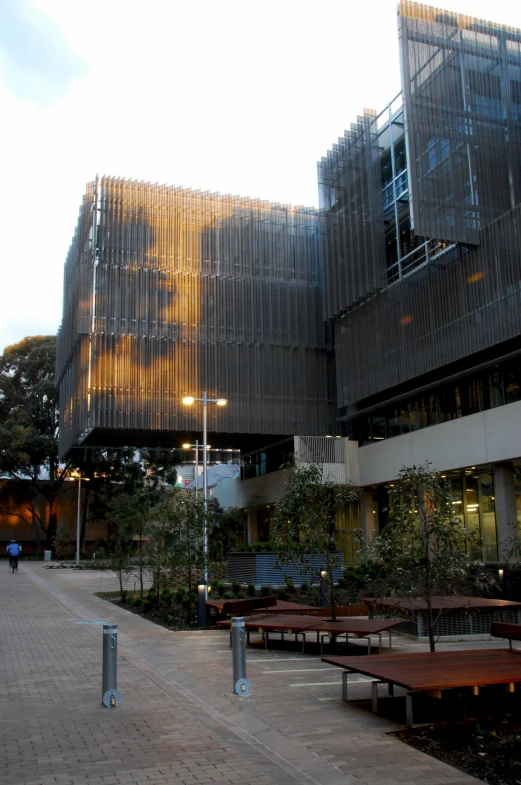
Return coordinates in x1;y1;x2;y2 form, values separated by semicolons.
0;564;489;785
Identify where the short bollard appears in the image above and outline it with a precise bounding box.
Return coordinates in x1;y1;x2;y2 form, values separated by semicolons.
320;570;328;607
102;623;121;708
231;616;251;696
197;584;206;628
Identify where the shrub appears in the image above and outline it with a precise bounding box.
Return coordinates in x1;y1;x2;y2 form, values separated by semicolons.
161;588;172;604
247;583;255;597
216;581;226;594
260;585;271;597
132;596;142;607
143;600;153;613
285;578;295;594
236;592;246;599
175;588;186;604
277;589;289;601
231;579;241;595
300;582;309;592
222;592;232;599
120;590;128;603
337;577;347;589
210;578;219;591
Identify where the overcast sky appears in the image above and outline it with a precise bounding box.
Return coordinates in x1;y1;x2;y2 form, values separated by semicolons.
1;0;520;354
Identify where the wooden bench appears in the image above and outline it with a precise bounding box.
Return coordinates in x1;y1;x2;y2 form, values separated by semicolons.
206;595;277;625
491;621;521;650
221;595;277;615
323;649;521;727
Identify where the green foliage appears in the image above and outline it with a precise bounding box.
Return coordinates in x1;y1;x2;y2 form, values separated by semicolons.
175;587;186;603
231;579;241;595
247;583;255;597
222;592;232;599
149;489;205;623
161;587;172;604
300;581;309;591
284;577;295;594
235;591;246;599
207;499;244;561
143;600;153;613
132;596;142;607
271;463;359;620
121;590;128;603
52;521;73;560
277;588;289;600
260;585;271;596
0;336;71;546
367;463;495;651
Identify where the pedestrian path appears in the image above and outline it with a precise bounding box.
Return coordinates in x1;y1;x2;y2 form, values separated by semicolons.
0;563;485;785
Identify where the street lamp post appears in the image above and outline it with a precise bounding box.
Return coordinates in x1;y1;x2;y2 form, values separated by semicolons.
182;391;227;593
182;440;201;496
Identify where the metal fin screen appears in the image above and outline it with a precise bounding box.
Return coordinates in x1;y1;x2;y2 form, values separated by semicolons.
399;0;521;245
56;177;332;457
335;202;521;407
318;111;387;320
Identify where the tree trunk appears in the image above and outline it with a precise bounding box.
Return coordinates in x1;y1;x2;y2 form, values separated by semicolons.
80;484;91;554
118;569;124;599
47;502;58;549
426;594;436;652
138;536;144;598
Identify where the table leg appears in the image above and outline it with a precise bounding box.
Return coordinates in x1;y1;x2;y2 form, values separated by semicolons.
388;683;394;697
265;631;269;651
378;633;382;654
367;636;371;655
342;670;348;702
389;630;392;649
406;693;414;727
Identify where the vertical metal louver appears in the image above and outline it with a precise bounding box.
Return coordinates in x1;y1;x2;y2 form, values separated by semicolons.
399;0;521;245
335;203;521;407
318;111;387;320
56;178;333;457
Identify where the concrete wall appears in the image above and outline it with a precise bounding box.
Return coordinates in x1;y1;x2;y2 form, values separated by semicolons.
358;400;521;485
212;468;292;511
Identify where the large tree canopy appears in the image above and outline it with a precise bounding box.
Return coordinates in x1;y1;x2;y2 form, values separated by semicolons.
0;335;67;545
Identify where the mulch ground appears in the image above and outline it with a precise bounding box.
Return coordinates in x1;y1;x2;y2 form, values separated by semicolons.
396;709;521;785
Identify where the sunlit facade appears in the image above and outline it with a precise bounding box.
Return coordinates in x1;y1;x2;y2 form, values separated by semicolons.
58;2;521;565
56;178;332;457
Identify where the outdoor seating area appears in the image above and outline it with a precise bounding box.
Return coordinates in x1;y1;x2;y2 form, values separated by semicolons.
322;648;521;727
366;596;521;638
216;612;402;654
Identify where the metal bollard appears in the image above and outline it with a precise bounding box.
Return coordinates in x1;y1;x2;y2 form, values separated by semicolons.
102;623;120;707
197;584;206;628
231;616;251;695
320;570;329;607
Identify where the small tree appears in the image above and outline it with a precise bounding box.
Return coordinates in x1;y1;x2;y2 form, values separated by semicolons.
150;490;204;623
367;463;494;652
271;464;359;621
207;498;244;563
104;515;134;599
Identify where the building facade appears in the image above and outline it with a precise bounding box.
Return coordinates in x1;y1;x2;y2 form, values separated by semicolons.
56;179;333;457
57;1;521;564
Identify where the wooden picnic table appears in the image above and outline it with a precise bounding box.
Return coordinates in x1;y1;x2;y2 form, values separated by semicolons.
217;614;401;653
322;648;521;726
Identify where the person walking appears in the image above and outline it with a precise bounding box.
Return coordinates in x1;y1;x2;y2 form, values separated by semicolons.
7;540;21;571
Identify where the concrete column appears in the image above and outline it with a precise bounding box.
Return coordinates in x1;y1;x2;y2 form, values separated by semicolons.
494;462;518;560
360;490;376;554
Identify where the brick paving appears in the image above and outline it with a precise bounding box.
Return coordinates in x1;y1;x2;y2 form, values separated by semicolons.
0;564;487;785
